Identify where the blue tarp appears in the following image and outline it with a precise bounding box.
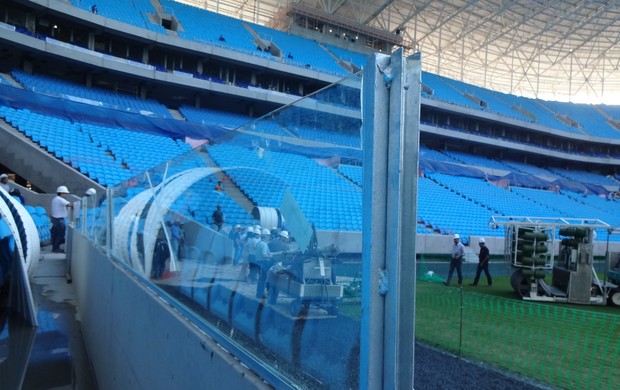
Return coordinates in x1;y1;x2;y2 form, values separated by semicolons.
0;84;227;140
420;158;610;196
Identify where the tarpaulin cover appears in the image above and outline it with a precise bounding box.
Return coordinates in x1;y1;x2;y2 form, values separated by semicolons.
0;84;227;140
419;158;610;196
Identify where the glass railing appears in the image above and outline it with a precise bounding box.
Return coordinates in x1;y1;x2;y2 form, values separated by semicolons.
80;72;363;388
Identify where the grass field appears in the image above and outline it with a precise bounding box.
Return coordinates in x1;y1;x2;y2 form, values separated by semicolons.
416;277;620;389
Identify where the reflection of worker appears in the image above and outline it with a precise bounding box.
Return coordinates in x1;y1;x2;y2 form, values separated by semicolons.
169;219;184;261
470;238;492;287
229;224;243;265
152;229;170;279
255;229;273;299
211;205;224;231
247;227;261;282
266;231;290;304
444;234;464;287
238;227;254;282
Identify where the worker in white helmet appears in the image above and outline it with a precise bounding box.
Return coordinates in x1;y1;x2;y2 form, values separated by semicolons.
51;185;73;253
469;237;492;287
266;230;291;304
255;228;273;299
237;227;255;282
444;233;465;287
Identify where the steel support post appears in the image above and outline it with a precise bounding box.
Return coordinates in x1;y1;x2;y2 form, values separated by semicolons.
361;48;421;389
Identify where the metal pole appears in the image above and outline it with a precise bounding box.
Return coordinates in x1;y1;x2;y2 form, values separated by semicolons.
361;51;391;390
361;48;421;389
106;187;113;256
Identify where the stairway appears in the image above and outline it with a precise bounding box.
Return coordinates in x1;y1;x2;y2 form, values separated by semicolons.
197;149;255;213
0;118;103;196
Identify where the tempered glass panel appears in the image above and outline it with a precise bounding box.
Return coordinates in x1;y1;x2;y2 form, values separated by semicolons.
100;72;363;389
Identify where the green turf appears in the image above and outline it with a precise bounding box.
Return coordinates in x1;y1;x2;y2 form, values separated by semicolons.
416;279;620;389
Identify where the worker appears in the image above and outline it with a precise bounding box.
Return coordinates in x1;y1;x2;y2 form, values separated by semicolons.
444;233;465;287
469;237;492;287
51;185;73;253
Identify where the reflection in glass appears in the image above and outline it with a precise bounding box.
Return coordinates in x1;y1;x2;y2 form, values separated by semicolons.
80;72;363;388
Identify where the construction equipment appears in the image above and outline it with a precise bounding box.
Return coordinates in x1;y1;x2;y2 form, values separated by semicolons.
607;252;620;306
490;216;618;306
268;228;343;316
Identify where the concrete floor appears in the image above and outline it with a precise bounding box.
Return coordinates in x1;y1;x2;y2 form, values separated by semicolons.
0;247;97;389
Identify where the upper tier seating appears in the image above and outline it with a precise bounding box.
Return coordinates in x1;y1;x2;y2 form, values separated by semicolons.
421;71;481;109
538;100;620;139
323;44;369;70
442;78;530;122
159;0;262;55
248;23;347;76
598;104;620;121
71;0;166;33
488;93;580;134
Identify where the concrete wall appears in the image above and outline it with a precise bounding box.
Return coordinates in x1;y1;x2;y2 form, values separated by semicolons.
317;230;620;257
70;231;269;390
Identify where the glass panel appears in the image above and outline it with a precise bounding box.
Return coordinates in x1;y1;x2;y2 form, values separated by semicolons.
76;190;107;249
100;72;363;388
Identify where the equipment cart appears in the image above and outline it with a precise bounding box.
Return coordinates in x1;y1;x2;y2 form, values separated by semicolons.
490;216;619;306
268;236;343;316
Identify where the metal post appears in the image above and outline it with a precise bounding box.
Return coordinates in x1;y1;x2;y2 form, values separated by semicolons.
361;48;422;389
106;187;113;256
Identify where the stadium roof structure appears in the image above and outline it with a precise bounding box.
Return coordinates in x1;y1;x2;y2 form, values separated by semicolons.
178;0;620;104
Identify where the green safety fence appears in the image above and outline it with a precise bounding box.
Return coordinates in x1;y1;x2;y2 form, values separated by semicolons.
416;281;620;389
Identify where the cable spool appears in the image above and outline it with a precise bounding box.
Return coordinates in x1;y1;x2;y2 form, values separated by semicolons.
517;227;535;238
559;227;587;238
510;270;530;297
520;244;534;255
521;256;546;266
521;269;546;279
561;238;579;248
522;232;549;241
535;242;548;252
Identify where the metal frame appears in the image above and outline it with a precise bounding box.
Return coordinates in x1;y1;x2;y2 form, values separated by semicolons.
490;215;618;305
361;48;420;389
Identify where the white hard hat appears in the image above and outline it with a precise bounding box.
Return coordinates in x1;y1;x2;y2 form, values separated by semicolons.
247;227;255;234
235;224;242;229
280;231;289;239
479;237;485;244
261;228;271;236
254;225;262;231
0;174;8;180
453;234;460;239
56;185;70;194
85;188;96;196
